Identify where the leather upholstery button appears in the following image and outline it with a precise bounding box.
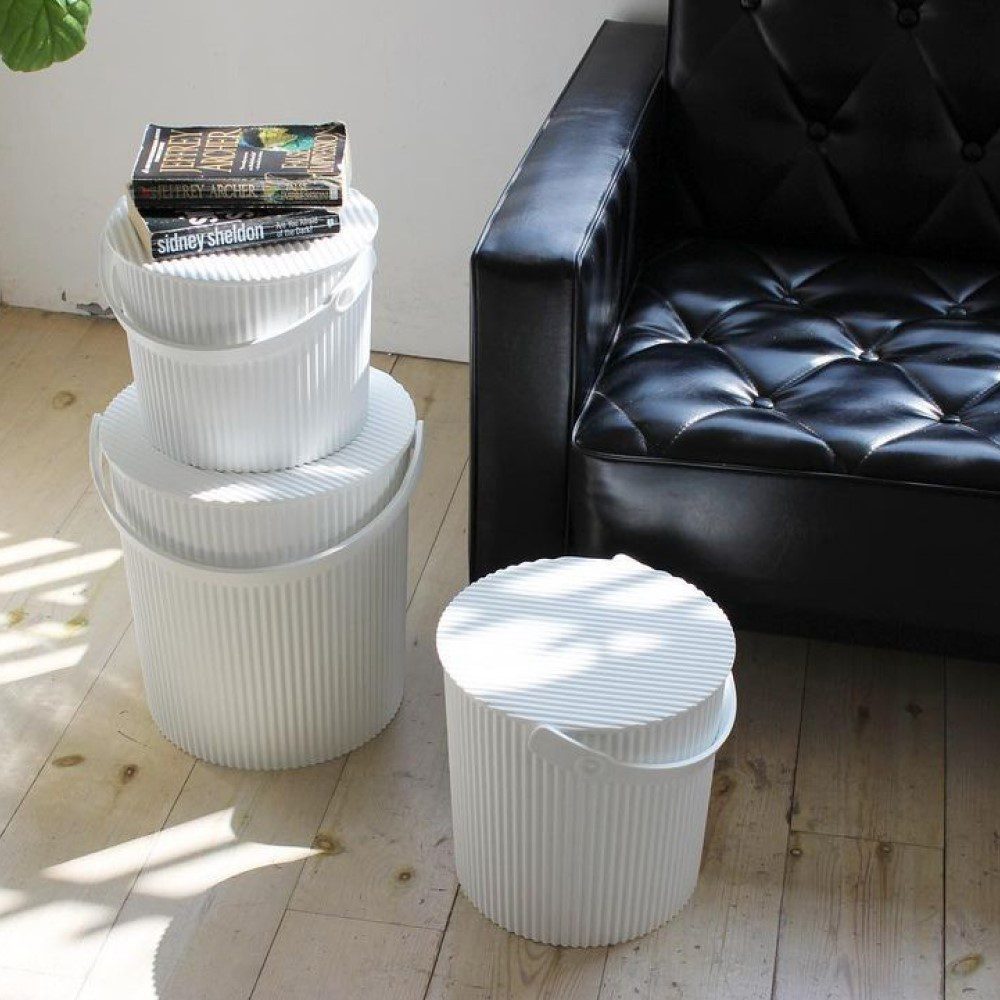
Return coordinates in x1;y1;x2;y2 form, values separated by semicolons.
941;414;962;424
962;141;984;163
947;304;969;318
752;397;775;409
807;121;828;142
658;0;1000;266
859;348;879;361
740;0;760;9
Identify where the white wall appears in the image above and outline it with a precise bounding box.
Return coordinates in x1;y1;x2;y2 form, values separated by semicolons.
0;0;665;361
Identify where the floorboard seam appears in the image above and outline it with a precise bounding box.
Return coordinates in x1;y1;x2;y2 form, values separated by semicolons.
769;637;811;1000
594;945;612;1000
50;480;93;545
419;886;460;1000
0;616;133;841
277;437;466;970
283;905;448;935
407;456;469;614
0;448;101;620
74;753;199;999
278;756;352;964
247;908;292;999
786;826;945;852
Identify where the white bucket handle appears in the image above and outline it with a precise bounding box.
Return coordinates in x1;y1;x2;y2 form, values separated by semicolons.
526;675;737;787
103;245;376;359
90;413;424;581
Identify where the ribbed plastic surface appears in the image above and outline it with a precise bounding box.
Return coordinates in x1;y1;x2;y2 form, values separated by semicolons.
101;190;379;346
437;555;737;946
438;555;735;758
124;247;374;472
92;419;424;770
125;514;407;769
100;369;415;568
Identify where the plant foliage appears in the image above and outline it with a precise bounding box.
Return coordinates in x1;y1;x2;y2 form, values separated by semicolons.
0;0;91;72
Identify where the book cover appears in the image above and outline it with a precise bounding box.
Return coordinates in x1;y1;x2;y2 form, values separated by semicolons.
128;200;342;260
130;122;350;209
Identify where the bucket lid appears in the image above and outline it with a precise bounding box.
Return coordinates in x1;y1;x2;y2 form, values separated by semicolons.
437;555;735;732
104;189;379;281
101;367;415;505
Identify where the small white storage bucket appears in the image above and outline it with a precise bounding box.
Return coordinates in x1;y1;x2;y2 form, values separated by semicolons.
97;368;415;569
117;244;375;472
437;555;737;947
100;191;379;347
91;417;424;770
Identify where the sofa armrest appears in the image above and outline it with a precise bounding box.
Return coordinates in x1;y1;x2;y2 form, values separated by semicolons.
470;19;666;579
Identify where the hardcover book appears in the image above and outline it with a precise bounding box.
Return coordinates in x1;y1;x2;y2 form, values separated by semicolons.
127;200;342;261
130;122;350;209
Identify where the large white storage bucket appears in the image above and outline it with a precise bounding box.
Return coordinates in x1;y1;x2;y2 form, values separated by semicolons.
437;555;737;947
91;417;424;770
100;190;379;347
118;244;375;472
97;369;415;569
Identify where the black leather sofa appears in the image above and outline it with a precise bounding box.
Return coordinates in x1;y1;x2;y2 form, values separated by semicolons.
471;4;1000;656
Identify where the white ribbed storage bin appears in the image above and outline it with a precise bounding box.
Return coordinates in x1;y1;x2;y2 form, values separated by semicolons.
97;368;415;568
91;417;424;770
120;244;374;472
437;555;737;947
100;190;379;347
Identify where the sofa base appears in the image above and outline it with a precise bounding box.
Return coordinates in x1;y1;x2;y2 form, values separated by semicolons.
569;448;1000;661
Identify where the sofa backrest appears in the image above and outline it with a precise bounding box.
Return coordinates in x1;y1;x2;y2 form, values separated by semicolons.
663;0;1000;258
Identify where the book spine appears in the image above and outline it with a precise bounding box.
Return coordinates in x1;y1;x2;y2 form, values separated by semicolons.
149;214;341;261
132;176;343;209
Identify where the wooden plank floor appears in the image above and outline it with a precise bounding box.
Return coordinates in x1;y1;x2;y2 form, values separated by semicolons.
0;306;996;1000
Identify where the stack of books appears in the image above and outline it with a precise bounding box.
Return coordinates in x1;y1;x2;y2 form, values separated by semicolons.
127;122;351;260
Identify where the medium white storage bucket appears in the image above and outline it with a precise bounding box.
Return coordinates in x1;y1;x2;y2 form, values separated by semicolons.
437;555;737;947
91;417;424;770
100;190;379;347
118;244;375;472
97;368;415;569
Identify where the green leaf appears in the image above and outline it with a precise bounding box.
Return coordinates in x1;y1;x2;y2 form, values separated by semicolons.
0;0;91;72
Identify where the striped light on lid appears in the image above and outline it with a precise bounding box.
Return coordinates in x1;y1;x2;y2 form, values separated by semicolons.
437;555;735;735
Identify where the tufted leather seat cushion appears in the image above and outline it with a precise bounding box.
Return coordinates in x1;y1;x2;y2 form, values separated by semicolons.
574;238;1000;492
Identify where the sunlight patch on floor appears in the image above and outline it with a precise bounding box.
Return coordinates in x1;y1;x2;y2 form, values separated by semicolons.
0;605;95;682
35;584;91;608
139;840;315;900
0;643;88;683
0;549;121;595
46;810;319;894
0;538;78;570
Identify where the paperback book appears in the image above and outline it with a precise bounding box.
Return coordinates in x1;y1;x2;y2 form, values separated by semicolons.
128;200;342;261
130;122;351;210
